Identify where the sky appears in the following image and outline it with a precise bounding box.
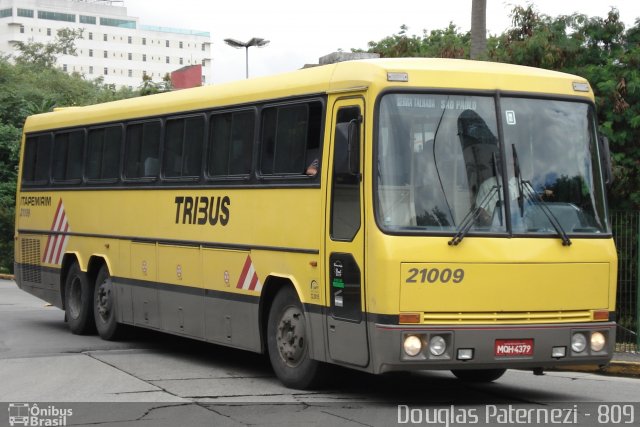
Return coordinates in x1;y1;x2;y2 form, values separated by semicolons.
120;0;640;84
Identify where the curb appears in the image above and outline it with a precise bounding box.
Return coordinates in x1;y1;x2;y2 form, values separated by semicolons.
555;361;640;378
0;274;14;281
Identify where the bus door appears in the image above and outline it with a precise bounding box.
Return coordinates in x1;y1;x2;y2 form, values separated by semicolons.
325;98;369;367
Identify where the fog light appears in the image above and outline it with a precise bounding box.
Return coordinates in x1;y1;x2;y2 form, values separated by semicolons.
571;333;587;353
429;335;447;356
552;346;566;358
590;332;606;352
403;335;422;357
457;348;474;360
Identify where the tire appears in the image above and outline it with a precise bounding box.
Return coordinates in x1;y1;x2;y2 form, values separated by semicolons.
64;262;95;335
93;265;123;340
451;368;506;383
267;287;324;389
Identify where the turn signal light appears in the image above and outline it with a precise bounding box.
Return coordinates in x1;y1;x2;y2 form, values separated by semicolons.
593;310;609;321
399;313;421;324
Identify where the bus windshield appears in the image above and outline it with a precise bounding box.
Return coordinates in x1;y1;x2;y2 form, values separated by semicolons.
375;93;609;236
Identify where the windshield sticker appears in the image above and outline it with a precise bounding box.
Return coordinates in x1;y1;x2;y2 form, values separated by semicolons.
396;96;477;111
505;110;517;125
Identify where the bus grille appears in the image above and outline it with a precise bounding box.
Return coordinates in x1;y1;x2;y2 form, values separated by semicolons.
20;238;41;284
422;310;592;324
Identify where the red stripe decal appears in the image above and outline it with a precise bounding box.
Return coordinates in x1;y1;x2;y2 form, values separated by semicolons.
236;256;252;288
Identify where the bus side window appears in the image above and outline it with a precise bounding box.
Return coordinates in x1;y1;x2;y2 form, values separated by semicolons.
125;121;161;179
22;134;53;185
86;125;121;181
163;116;204;179
52;130;84;183
208;110;254;178
260;101;323;176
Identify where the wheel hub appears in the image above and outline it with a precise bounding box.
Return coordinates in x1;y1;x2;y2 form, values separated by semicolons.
276;307;306;367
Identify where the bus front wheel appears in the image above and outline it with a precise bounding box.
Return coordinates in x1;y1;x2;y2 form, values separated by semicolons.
64;262;95;335
451;368;506;383
267;287;324;389
93;265;122;340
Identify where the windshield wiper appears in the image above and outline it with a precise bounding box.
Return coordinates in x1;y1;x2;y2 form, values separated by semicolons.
512;144;525;217
522;181;572;246
449;153;502;246
512;144;571;246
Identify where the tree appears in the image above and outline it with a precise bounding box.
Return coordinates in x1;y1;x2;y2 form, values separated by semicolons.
0;39;137;273
360;24;470;59
13;28;83;68
470;0;487;59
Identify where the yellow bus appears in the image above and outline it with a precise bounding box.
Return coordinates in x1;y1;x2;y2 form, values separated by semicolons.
14;58;616;388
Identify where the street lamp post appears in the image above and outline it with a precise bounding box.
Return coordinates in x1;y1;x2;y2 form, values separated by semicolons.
224;37;270;79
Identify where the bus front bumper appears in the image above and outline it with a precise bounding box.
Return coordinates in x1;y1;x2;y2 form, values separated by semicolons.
370;322;616;374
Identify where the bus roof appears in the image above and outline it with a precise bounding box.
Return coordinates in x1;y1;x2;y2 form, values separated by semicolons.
24;58;593;132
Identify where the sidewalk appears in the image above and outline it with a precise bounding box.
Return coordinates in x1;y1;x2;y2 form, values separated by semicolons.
558;352;640;378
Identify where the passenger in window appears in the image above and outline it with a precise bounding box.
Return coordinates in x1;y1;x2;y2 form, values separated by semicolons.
306;158;319;176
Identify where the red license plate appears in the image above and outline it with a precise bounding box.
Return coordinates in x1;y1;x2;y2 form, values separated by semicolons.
495;339;534;356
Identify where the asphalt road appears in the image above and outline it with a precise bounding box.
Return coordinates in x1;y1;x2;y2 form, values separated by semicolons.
1;279;638;426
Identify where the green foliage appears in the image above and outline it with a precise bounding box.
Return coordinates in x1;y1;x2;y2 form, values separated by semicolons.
0;42;138;273
360;24;470;59
139;72;173;96
14;28;84;69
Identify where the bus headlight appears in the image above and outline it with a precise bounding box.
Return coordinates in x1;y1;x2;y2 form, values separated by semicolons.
403;335;423;357
590;332;606;352
429;335;447;356
571;333;587;353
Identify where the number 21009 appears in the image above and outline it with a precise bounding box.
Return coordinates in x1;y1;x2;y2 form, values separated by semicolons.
406;268;464;284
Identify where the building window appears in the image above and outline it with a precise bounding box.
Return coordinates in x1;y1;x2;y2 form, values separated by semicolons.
62;64;67;72
0;8;12;18
88;32;93;40
166;56;170;64
89;66;93;74
166;40;169;47
179;41;183;49
142;54;146;62
17;9;34;18
80;15;96;25
99;17;136;29
202;60;206;66
202;43;206;51
104;51;108;58
179;58;183;65
142;37;146;45
128;52;132;60
89;49;93;57
20;25;24;34
104;68;108;75
128;36;132;44
38;11;76;22
128;69;132;77
103;33;107;42
47;28;52;36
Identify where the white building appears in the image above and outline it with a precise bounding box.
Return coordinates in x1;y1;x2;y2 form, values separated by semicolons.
0;0;212;88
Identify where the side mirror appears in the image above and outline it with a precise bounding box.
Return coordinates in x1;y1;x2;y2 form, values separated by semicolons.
598;135;613;188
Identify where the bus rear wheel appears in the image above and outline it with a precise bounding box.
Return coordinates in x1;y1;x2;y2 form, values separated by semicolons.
93;265;123;340
451;368;506;383
64;262;95;335
267;287;324;389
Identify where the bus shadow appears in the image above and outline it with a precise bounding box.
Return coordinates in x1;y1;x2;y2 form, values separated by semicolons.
115;328;577;404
